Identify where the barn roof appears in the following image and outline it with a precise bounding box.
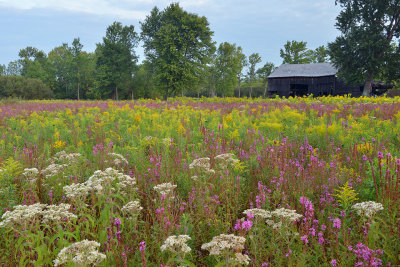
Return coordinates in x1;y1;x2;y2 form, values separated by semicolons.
268;63;337;78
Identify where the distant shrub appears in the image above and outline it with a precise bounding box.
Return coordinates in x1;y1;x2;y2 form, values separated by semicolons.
0;75;52;100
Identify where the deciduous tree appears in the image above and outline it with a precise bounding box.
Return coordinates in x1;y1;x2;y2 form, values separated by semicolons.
141;3;214;100
257;62;276;97
328;0;400;96
95;22;138;100
247;53;262;98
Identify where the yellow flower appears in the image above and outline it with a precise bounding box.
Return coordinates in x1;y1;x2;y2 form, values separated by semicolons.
53;140;66;149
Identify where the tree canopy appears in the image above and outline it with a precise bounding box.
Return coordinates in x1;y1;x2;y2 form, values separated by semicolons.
328;0;400;96
95;22;139;100
141;3;215;100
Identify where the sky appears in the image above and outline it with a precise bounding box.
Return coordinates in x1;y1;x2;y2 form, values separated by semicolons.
0;0;342;67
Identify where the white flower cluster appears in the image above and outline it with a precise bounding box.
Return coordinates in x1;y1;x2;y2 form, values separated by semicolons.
352;201;384;219
0;203;76;229
235;252;251;265
214;153;239;170
189;157;215;177
160;235;191;254
201;234;246;256
153;182;177;196
41;163;67;178
86;168;137;195
49;151;81;165
243;208;272;219
41;151;82;178
23;167;39;184
108;153;128;166
62;168;137;199
271;208;303;223
121;200;143;219
63;183;91;200
53;240;106;267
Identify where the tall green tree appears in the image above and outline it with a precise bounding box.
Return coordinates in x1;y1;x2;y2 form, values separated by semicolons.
71;38;84;100
212;42;243;97
95;22;138;100
141;3;215;100
257;62;276;97
312;45;330;63
236;48;247;98
328;0;400;96
280;41;314;64
0;65;5;76
5;61;22;76
247;53;262;98
48;44;74;98
18;47;53;86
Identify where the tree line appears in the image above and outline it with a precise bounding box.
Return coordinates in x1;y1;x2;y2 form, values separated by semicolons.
1;1;399;99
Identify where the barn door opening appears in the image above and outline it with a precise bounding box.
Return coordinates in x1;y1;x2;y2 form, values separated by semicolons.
290;84;308;97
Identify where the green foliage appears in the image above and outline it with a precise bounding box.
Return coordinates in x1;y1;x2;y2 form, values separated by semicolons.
280;40;314;64
328;0;400;96
247;53;262;98
212;42;244;97
141;3;215;100
333;181;358;210
0;75;52;99
0;158;23;214
257;62;276;97
95;22;139;100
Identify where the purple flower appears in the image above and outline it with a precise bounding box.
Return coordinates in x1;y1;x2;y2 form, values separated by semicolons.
139;241;146;252
333;218;341;229
301;235;309;244
330;259;337;266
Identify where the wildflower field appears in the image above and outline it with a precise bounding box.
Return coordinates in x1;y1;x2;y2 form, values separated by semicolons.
0;96;400;266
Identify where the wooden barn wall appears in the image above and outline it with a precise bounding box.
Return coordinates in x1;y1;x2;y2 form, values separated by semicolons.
334;79;362;97
268;76;335;97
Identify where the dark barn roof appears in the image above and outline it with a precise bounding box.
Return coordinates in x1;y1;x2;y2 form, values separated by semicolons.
268;63;337;78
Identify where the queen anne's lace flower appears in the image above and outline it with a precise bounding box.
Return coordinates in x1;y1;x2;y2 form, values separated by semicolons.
53;240;106;266
52;151;81;164
108;153;128;165
235;252;251;265
201;234;246;255
86;168;137;195
272;208;303;223
214;153;239;170
121;201;143;219
153;182;177;196
63;183;91;199
41;163;67;178
23;168;39;184
0;203;76;229
160;235;191;254
352;201;384;219
189;157;215;175
243;208;272;219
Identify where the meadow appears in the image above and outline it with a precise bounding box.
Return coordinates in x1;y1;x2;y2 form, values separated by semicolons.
0;96;399;266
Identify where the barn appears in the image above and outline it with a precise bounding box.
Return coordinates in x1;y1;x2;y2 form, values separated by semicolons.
267;63;364;97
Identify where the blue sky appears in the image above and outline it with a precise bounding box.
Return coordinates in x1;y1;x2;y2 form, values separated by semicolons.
0;0;341;67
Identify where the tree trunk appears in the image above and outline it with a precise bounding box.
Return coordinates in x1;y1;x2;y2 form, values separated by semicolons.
238;84;241;98
77;82;80;100
163;89;168;101
211;86;216;98
263;81;268;98
362;71;374;96
115;86;118;101
249;82;253;98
